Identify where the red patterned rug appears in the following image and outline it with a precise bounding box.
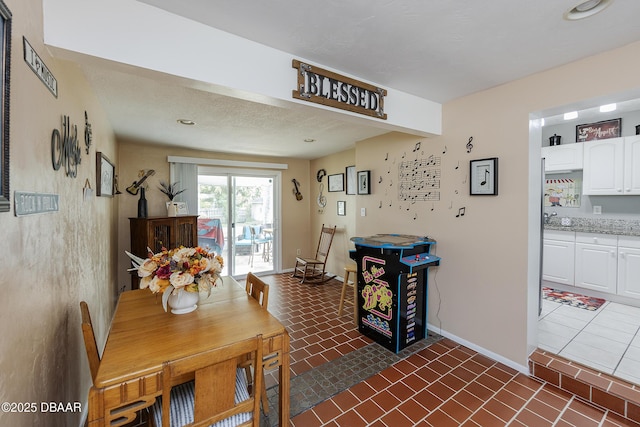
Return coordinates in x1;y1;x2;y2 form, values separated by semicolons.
542;287;606;311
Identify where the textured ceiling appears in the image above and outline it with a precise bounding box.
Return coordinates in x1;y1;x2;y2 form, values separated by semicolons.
77;0;640;159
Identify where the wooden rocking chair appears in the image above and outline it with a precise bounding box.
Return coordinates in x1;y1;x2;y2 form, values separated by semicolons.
292;224;337;284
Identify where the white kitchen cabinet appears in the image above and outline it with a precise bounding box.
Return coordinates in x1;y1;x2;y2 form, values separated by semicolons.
542;230;575;286
574;233;618;294
582;137;624;195
623;135;640;194
617;236;640;299
542;143;583;172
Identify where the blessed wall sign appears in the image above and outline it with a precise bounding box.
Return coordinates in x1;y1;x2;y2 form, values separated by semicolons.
292;59;387;120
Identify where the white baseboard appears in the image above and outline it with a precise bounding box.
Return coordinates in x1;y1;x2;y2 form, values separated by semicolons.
427;322;530;376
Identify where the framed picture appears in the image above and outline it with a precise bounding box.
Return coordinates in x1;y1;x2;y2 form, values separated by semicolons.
576;118;621;142
328;173;344;192
166;201;189;215
345;165;356;195
0;1;11;213
357;170;371;195
337;200;346;216
470;157;498;196
96;152;115;197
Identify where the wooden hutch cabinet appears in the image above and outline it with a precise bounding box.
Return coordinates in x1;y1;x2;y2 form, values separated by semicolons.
128;216;198;288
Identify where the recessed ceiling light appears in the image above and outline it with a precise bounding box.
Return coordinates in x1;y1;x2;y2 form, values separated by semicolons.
600;103;616;112
177;119;196;126
564;0;613;21
564;111;578;120
304;138;316;143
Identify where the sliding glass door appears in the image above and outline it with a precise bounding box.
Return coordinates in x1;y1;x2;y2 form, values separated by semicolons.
197;167;278;277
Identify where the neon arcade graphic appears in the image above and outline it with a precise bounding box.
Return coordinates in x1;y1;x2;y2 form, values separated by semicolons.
360;256;393;336
351;234;441;353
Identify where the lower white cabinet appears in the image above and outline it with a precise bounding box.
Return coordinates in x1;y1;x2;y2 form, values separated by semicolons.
574;233;618;294
618;236;640;299
542;231;575;286
543;230;640;300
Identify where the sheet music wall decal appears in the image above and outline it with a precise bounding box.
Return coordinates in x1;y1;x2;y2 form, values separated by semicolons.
398;156;441;201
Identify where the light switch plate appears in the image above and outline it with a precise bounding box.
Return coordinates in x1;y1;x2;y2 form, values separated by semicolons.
593;205;602;214
360;208;366;216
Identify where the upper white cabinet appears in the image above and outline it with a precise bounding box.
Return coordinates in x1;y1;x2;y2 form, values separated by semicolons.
623;135;640;194
542;143;583;172
582;137;624;195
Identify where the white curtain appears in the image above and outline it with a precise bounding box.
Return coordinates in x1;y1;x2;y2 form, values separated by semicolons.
170;162;198;216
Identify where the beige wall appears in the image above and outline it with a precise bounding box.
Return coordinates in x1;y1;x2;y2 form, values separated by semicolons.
337;41;640;369
116;140;312;287
0;0;118;426
309;149;357;276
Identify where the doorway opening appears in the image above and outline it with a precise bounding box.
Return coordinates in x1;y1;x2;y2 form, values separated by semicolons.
530;94;640;386
197;167;279;278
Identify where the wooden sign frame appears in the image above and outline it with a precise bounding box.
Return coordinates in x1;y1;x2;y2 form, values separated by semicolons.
292;59;387;120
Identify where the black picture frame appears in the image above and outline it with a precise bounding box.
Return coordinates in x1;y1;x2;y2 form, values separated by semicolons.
328;173;344;192
357;170;371;195
337;200;346;216
470;157;498;196
96;152;115;197
345;165;356;195
0;1;11;213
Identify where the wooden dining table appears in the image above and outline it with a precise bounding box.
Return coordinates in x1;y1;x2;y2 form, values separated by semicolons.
87;276;290;427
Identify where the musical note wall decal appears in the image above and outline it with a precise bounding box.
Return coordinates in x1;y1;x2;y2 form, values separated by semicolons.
442;145;447;154
466;136;474;153
456;207;466;218
413;141;421;152
455;161;459;170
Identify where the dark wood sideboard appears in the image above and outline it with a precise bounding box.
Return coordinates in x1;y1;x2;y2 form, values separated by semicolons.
128;216;198;289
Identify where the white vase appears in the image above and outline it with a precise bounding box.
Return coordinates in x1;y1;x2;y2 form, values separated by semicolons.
167;290;199;314
167;202;178;217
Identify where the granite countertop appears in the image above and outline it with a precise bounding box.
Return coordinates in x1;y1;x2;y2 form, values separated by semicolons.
544;217;640;237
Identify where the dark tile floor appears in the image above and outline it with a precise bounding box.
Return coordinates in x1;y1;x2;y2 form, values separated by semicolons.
258;274;639;427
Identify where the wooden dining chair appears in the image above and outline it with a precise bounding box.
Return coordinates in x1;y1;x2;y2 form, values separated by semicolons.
243;272;270;413
245;272;269;309
292;224;337;284
80;301;101;384
151;334;263;427
81;301;155;426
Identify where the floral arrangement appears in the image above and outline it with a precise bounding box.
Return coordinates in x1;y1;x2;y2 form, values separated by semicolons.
126;246;224;310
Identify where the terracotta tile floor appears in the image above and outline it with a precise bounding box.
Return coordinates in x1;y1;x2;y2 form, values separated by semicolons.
258;274;639;426
260;273;373;389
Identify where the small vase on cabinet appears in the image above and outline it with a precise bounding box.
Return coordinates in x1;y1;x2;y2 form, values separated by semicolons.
167;202;178;217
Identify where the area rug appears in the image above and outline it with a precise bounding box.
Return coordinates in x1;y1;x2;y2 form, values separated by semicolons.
542;287;606;311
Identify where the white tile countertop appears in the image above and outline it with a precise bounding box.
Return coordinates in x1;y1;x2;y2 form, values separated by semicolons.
544;217;640;236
